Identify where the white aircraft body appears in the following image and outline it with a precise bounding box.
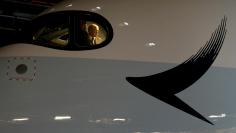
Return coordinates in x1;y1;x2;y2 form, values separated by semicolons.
0;0;236;133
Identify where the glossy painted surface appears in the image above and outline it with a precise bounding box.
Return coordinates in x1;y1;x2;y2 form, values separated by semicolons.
0;0;236;68
0;0;236;132
0;57;236;133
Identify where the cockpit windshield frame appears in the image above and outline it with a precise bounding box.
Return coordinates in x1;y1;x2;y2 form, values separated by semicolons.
30;10;113;51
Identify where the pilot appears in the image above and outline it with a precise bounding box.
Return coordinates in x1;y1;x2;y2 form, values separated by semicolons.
88;24;102;45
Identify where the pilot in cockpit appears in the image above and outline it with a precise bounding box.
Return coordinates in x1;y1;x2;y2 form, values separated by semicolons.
88;24;102;45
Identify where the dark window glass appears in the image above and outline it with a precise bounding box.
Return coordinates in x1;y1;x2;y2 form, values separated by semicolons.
32;14;69;48
30;11;113;50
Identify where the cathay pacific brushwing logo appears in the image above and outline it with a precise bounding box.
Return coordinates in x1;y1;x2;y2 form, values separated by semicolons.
126;17;227;125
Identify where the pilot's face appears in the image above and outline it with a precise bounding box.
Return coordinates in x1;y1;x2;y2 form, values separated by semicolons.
88;26;98;37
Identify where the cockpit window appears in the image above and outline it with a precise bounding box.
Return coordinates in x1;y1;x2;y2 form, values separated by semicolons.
30;11;113;50
33;23;69;47
32;13;70;48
